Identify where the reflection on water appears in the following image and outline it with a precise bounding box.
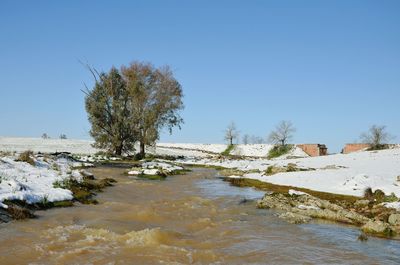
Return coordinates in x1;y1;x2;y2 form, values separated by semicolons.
0;167;398;264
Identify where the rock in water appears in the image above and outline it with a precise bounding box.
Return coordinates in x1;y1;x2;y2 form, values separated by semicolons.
361;220;394;237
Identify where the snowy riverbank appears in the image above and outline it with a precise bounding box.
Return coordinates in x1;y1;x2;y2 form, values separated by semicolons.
1;137;399;201
178;148;400;199
0;153;91;209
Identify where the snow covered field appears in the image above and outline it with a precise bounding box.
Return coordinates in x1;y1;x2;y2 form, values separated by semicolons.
0;138;307;158
156;143;227;154
1;137;399;200
180;148;400;198
0;137;98;154
156;143;308;158
262;148;400;197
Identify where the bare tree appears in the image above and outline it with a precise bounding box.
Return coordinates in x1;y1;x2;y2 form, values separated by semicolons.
224;122;239;145
251;135;265;144
242;134;250;145
268;120;296;146
360;125;393;149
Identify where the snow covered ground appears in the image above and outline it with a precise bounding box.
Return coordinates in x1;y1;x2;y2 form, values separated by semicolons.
155;143;308;158
182;148;400;198
158;143;400;198
156;143;227;154
0;154;90;208
0;137;98;154
1;137;399;200
0;138;307;158
262;149;400;197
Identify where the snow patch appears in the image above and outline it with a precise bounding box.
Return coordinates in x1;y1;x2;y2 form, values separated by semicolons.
289;190;309;196
0;154;84;207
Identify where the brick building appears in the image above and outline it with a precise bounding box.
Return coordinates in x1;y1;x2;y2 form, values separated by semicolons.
342;143;371;154
297;144;328;157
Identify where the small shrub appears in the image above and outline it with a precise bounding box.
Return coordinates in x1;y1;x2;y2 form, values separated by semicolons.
286;163;297;172
264;165;289;175
41;195;49;207
221;145;235;156
364;187;374;201
373;189;386;203
53;179;73;189
384;193;398;203
17;151;35;166
367;144;389;151
51;163;60;171
267;145;293;159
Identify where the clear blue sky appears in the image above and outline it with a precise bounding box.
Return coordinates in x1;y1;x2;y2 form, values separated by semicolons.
0;0;399;152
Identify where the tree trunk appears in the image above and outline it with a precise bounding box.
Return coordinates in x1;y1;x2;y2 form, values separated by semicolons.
115;145;123;156
139;141;145;158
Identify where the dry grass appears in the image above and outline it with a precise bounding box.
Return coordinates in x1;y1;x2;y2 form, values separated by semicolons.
17;151;35;166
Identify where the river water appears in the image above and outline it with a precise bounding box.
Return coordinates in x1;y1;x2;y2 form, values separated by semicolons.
0;167;399;264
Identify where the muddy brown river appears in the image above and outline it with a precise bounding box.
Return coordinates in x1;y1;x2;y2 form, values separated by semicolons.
0;167;399;264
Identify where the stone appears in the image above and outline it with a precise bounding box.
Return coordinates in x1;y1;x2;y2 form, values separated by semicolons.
257;193;292;211
80;169;94;179
361;220;393;237
388;213;400;226
278;212;312;224
354;200;370;208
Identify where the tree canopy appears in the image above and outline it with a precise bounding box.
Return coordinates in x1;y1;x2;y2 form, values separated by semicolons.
122;62;184;157
84;62;184;156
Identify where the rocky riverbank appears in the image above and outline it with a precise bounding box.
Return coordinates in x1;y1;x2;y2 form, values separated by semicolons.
257;189;400;239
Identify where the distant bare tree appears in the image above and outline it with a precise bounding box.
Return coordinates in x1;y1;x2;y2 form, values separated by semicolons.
242;134;250;145
251;135;265;144
41;133;50;139
224;122;239;145
268;120;296;146
360;125;393;149
59;134;67;139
